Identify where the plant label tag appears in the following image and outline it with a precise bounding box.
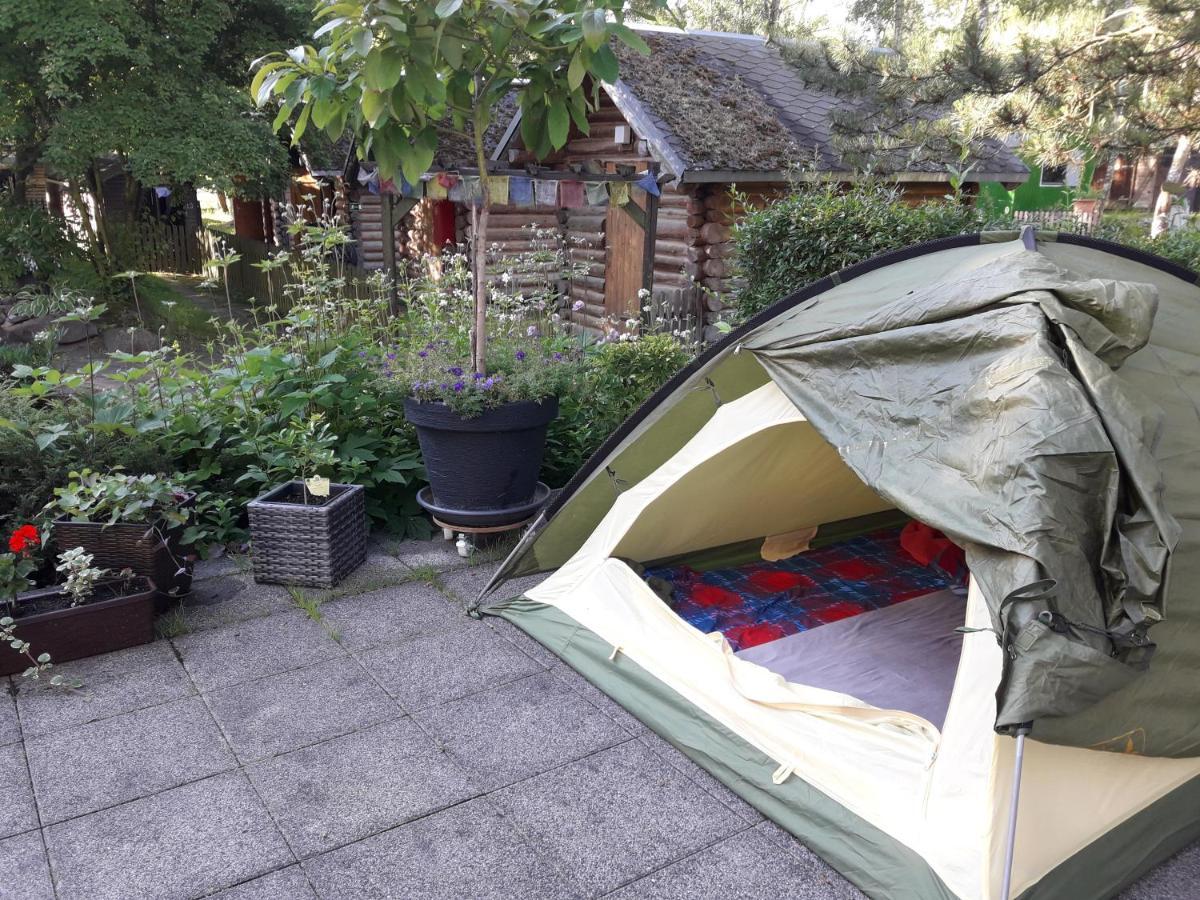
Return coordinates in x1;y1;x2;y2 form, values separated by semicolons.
305;476;331;498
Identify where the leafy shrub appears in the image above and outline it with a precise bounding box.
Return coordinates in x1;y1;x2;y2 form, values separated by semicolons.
732;182;1005;320
0;202;80;291
1095;217;1200;273
543;334;692;487
0;395;172;536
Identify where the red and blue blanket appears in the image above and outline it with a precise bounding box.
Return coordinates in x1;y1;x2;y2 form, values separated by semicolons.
643;527;962;651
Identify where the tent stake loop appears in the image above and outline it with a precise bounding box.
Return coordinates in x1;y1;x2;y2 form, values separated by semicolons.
1001;722;1033;900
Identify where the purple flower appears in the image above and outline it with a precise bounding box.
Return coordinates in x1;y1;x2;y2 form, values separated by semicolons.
515;350;526;361
552;352;563;361
526;325;540;337
357;350;367;358
448;366;463;377
481;377;496;390
473;372;484;380
418;350;428;358
452;381;465;392
386;352;396;361
571;299;584;312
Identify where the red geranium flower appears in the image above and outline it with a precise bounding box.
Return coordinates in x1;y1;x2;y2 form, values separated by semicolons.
8;525;40;555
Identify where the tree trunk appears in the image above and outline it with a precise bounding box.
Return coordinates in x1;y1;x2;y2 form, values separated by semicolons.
1151;136;1192;238
66;179;107;277
1095;153;1117;219
472;109;492;376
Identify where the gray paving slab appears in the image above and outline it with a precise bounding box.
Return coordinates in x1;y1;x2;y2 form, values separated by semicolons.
15;640;194;738
247;717;475;858
45;772;294;900
638;732;764;825
174;574;294;632
356;619;543;712
26;695;236;824
0;743;37;839
440;566;545;609
192;553;249;580
319;583;467;652
208;865;317;899
607;821;864;899
173;609;344;691
1120;841;1200;899
204;655;398;763
383;536;475;571
549;660;650;737
302;797;575;900
413;671;630;791
0;829;54;900
490;740;745;896
487;615;562;667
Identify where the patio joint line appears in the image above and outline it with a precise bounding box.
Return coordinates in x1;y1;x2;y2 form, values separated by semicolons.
170;618;348;694
595;820;761;898
15;678;202;742
177;642;305;892
9;686;60;900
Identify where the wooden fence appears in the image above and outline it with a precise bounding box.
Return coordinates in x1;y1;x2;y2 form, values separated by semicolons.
126;219;206;274
1013;208;1099;235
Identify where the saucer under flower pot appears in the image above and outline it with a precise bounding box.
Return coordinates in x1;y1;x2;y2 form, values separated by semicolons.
246;482;367;588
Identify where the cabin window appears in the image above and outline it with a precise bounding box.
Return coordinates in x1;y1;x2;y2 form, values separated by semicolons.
1040;165;1068;187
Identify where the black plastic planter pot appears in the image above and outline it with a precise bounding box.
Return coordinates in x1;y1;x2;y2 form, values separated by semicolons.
0;578;157;677
404;397;558;516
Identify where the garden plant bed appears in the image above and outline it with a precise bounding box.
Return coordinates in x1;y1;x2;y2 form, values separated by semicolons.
0;576;156;676
53;493;195;601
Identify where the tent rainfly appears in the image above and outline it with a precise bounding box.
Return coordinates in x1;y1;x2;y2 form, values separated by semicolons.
474;230;1200;899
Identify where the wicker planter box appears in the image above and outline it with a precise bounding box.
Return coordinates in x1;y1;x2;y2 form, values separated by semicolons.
247;482;367;587
52;494;195;601
0;577;156;676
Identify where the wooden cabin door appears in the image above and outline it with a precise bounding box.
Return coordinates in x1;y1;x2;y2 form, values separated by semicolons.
604;191;645;320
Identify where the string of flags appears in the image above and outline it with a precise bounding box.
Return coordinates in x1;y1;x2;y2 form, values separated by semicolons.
356;165;661;207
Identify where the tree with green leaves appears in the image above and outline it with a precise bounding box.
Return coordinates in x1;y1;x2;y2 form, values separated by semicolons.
253;0;659;374
0;0;309;275
833;1;1200;231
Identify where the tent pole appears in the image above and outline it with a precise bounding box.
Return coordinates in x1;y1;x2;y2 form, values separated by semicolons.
1001;722;1033;900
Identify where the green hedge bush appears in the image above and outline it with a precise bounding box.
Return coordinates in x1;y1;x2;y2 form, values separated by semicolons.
732;183;1001;320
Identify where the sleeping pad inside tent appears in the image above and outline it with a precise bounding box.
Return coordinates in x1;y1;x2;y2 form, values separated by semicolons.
473;232;1200;900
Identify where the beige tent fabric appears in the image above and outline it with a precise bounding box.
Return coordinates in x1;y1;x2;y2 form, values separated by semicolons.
525;374;1200;899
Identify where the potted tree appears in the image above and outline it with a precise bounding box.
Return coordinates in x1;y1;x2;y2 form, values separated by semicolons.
48;470;195;601
243;414;367;587
253;0;654;519
0;525;156;677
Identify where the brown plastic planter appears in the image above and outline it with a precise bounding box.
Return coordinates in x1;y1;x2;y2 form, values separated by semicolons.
52;494;195;601
0;577;157;676
247;482;367;588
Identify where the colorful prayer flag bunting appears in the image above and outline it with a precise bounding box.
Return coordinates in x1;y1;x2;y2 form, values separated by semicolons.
509;176;534;206
559;180;586;208
485;176;509;205
585;182;609;206
534;179;559;206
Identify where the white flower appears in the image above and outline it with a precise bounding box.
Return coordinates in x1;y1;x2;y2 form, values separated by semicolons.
571;300;585;312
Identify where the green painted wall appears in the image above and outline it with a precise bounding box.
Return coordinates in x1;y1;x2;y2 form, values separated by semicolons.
978;159;1098;217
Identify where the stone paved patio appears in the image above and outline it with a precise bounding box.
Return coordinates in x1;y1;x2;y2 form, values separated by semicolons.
1;538;1196;899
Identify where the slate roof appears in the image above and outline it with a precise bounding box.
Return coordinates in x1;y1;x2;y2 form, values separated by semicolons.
607;28;1028;182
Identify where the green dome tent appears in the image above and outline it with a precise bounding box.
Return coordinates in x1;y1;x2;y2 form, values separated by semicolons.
474;230;1200;899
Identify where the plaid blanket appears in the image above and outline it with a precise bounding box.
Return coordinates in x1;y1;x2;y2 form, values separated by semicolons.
643;527;961;651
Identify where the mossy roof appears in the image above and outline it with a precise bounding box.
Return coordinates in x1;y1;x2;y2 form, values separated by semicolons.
608;29;1027;181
